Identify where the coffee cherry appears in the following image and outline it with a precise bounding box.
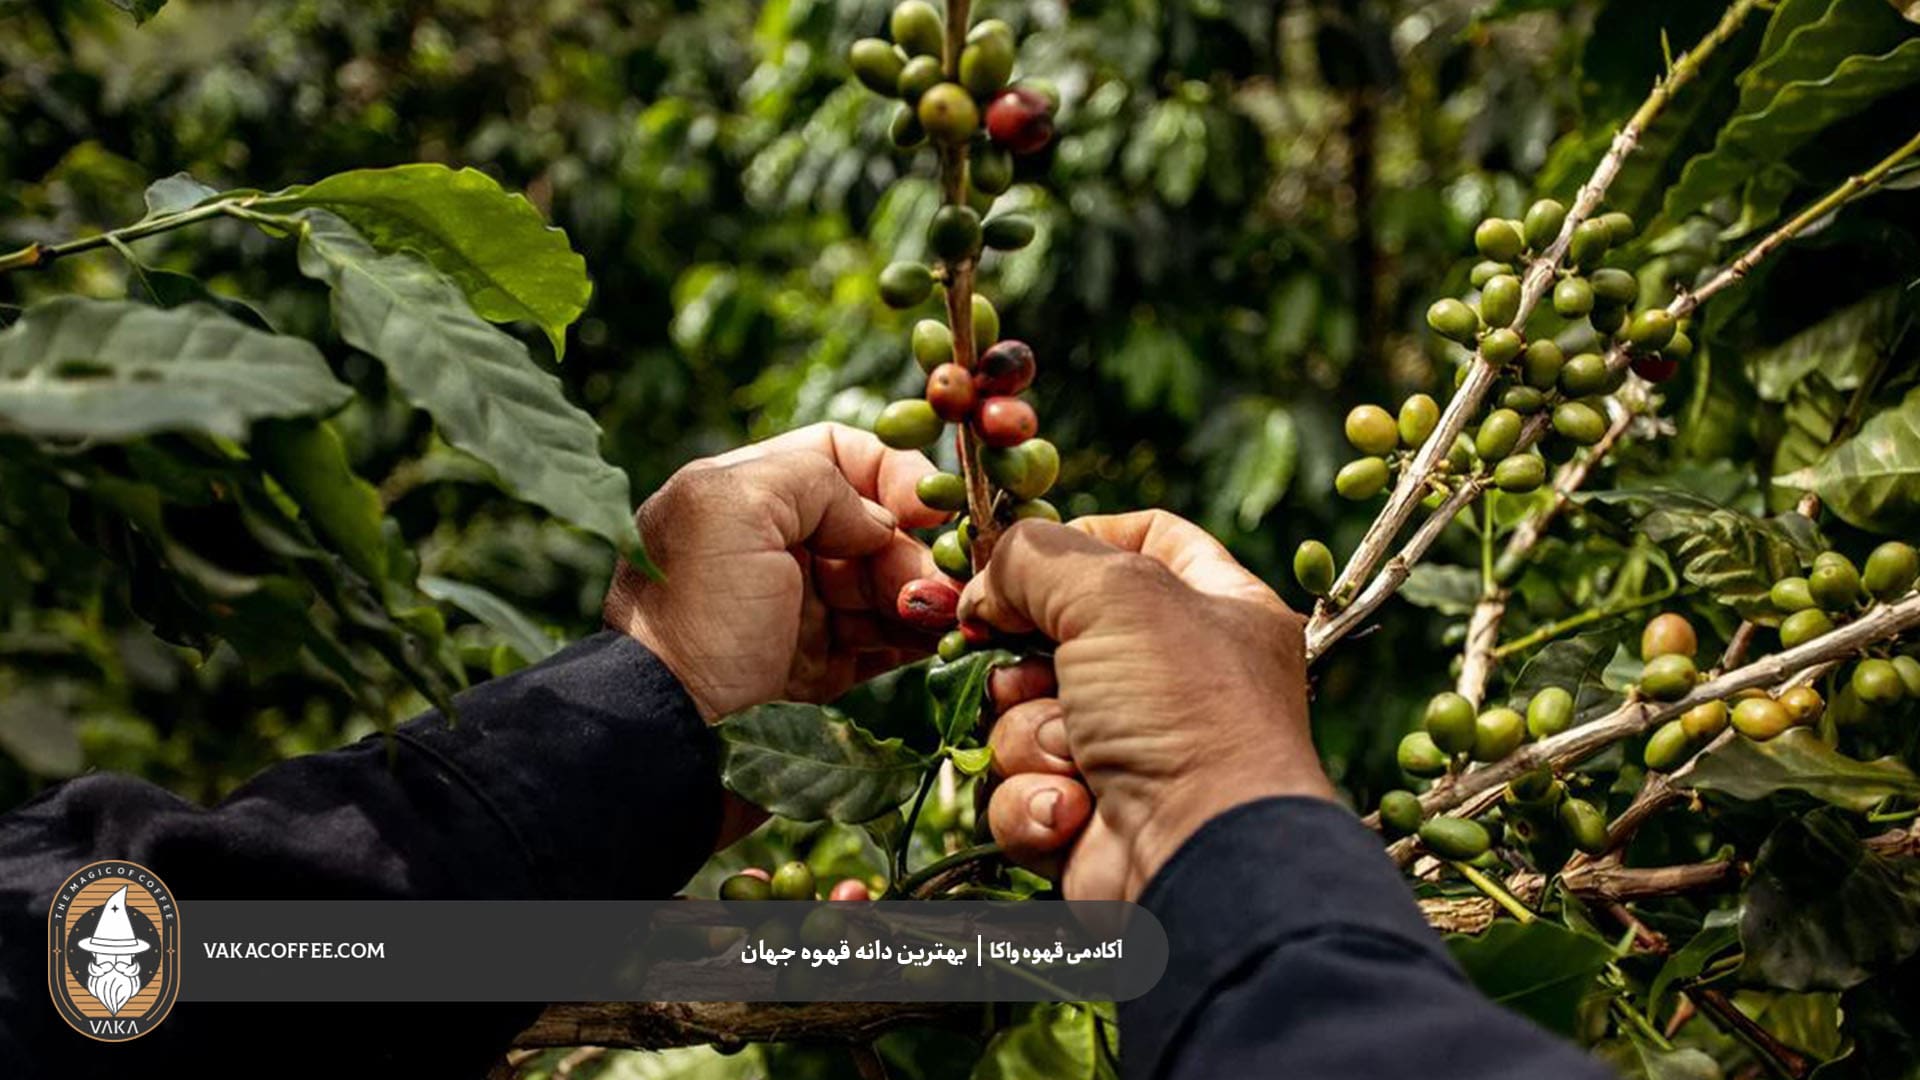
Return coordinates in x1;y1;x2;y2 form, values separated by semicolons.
919;83;980;144
875;399;943;449
975;340;1036;396
1523;199;1567;250
1589;268;1639;307
1626;309;1677;351
1379;790;1424;837
972;143;1014;195
898;577;961;629
720;872;774;901
976;396;1038;447
1474;219;1525;262
1644;719;1694;771
933;529;972;578
916;471;967;512
1501;383;1545;415
1481;328;1524;365
1664;330;1694;361
1630;353;1679;383
1809;560;1863;611
1522;340;1565;389
959;617;993;646
929;205;984;260
1479;274;1522;329
1892;656;1920;697
1553;277;1595;318
1527;687;1575;739
1567;219;1611;268
1779;608;1835;648
1345;404;1399;456
1640;653;1698;701
890;104;927;148
972;293;1000;347
879;262;934;308
1560;797;1610;855
1853;658;1906;705
1681;699;1729;739
1294;539;1336;595
983;215;1036;251
1470;260;1512;289
1425;692;1478;755
897;54;943;103
1864;541;1919;600
1507;765;1557;804
1779;686;1825;723
771;860;817;901
1336;457;1390;500
1770;576;1814;612
850;39;908;95
926;362;977;421
1473;707;1527;762
983;437;1059;500
1420;817;1491;860
912;318;954;372
829;878;874;902
1427;298;1481;345
1552;400;1607;445
1398;393;1440;448
890;0;945;57
985;85;1055;155
1447;433;1476;474
1589;304;1628;336
1494;453;1546;493
1559;352;1611;396
1012;498;1061;522
1732;697;1794;740
959;23;1015;98
1641;612;1698;661
1475;409;1523;461
1597;211;1636;245
1398;731;1449;778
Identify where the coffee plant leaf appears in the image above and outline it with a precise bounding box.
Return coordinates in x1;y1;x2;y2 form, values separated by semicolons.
1401;563;1482;616
1740;809;1920;991
418;576;562;664
1771;376;1849;512
127;265;273;330
972;1003;1112;1080
1777;385;1920;534
141;173;221;218
287;209;647;568
1446;919;1616;1038
1630;1041;1725;1080
1649;909;1743;1017
1512;626;1628;713
1690;728;1920;812
0;675;85;778
106;0;167;24
253;419;390;586
1580;489;1823;620
0;297;350;443
718;702;929;823
928;649;1016;745
1750;289;1902;403
257;164;591;358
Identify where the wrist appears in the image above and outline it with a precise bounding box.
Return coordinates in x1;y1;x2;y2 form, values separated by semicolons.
1129;765;1335;901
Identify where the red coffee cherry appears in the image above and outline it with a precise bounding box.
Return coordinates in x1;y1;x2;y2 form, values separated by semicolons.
960;617;993;647
975;339;1036;397
828;879;872;902
926;362;977;422
975;396;1038;447
1630;352;1679;383
985;86;1056;155
898;578;961;630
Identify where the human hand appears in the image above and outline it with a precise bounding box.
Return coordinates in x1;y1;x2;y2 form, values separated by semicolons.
962;511;1335;901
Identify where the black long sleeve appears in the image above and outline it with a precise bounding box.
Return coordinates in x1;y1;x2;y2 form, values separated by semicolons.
0;631;722;1078
1120;797;1615;1080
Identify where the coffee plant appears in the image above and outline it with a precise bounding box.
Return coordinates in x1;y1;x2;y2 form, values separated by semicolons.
9;0;1920;1077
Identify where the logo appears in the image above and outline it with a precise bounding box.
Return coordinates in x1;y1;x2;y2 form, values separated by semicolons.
47;860;180;1041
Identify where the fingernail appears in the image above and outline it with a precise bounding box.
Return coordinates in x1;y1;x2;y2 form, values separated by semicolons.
1037;716;1070;761
1029;788;1061;829
864;500;897;531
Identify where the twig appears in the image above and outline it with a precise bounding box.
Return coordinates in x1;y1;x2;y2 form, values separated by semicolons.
1454;860;1535;923
0;199;239;274
1307;477;1487;659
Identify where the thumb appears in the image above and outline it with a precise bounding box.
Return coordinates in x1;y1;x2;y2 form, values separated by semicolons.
731;452;898;558
959;520;1155;641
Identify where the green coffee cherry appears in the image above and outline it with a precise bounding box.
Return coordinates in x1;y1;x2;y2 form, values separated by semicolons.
879;262;935;308
1523;199;1567;250
1589;304;1627;336
1336;457;1391;500
1502;386;1546;415
1864;541;1919;600
1522;340;1564;390
850;38;908;95
1559;797;1610;855
1643;718;1694;771
890;0;945;57
1397;393;1440;448
1427;298;1481;345
959;26;1015;98
1567;219;1611;268
721;872;773;901
1597;211;1636;245
1552;401;1607;445
1680;700;1729;740
1779;608;1835;648
1379;790;1424;837
1770;576;1815;613
1474;218;1525;262
1641;613;1698;661
1481;328;1524;365
1552;277;1595;318
1809;560;1863;612
912;319;954;372
1664;330;1694;361
771;860;817;901
929;205;984;260
1420;817;1492;861
937;629;969;662
1475;409;1523;461
1892;655;1920;697
1480;275;1522;329
916;471;968;512
1527;687;1575;739
1558;352;1611;397
1780;687;1824;724
918;83;980;143
972;293;1000;347
972;144;1014;196
1494;453;1546;493
1398;731;1449;778
983;214;1036;251
1732;697;1794;741
1470;261;1512;289
890;104;926;148
1012;498;1061;522
1345;404;1399;456
1472;707;1527;762
1640;653;1698;702
1853;658;1906;705
897;54;943;102
984;438;1060;501
1507;765;1557;803
1626;309;1677;351
1425;692;1478;756
1294;540;1336;596
875;399;943;449
1447;433;1476;474
1589;268;1638;307
933;529;972;577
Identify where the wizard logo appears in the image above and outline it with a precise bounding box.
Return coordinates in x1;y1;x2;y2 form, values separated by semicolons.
47;860;180;1041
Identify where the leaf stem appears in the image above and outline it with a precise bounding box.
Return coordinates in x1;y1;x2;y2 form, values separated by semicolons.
887;841;1002;899
1452;860;1535;923
892;766;941;887
1490;586;1675;661
0;200;239;275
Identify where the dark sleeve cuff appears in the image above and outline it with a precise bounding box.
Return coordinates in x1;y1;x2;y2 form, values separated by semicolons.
1120;796;1458;1077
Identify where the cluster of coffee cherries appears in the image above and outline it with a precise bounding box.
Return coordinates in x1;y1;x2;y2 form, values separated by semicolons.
718;862;874;903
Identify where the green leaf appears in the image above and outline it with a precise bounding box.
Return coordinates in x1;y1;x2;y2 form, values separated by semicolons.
142;173;220;218
0;298;350;442
1401;564;1482;616
1445;919;1616;1037
1690;728;1920;812
257;165;591;358
1740;809;1920;991
1632;1043;1723;1080
127;266;272;331
253;419;389;586
1750;290;1901;403
1580;490;1823;620
1650;909;1742;1016
1202;402;1296;533
0;674;85;777
107;0;168;24
1771;376;1848;513
1511;627;1627;714
1777;386;1920;535
972;1004;1112;1080
927;649;1016;746
950;745;994;776
418;575;561;663
285;210;645;566
718;702;929;823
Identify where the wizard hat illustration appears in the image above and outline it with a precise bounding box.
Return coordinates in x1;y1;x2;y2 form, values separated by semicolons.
77;887;152;956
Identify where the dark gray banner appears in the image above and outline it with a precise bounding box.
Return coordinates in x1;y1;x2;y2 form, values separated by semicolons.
177;900;1166;1002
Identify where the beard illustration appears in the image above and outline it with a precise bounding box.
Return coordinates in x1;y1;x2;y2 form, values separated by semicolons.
85;956;144;1015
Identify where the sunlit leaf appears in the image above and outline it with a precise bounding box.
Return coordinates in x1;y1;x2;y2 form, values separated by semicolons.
1690;728;1920;812
1580;489;1823;620
972;1003;1113;1080
1777;386;1920;535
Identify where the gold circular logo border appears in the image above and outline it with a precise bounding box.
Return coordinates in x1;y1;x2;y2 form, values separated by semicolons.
46;859;181;1043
